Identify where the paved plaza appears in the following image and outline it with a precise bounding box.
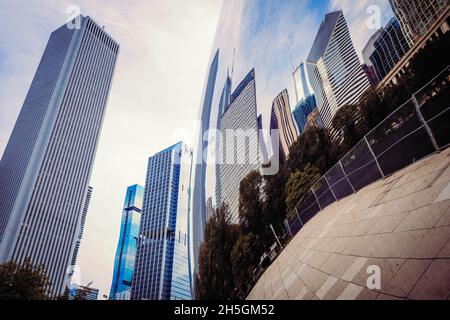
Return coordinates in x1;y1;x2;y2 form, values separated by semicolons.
248;148;450;300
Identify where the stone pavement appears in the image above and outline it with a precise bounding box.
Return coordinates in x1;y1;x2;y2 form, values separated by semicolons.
248;148;450;300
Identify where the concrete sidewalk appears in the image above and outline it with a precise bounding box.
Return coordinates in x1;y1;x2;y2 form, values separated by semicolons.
248;148;450;300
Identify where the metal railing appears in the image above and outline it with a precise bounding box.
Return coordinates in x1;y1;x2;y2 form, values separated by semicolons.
284;65;450;237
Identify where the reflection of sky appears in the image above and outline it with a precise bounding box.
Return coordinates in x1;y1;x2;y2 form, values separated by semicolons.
203;0;393;203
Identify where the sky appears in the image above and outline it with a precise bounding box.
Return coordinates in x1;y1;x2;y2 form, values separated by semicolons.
0;0;393;299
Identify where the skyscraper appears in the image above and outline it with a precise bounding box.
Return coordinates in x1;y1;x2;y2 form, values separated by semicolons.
191;50;219;279
109;184;144;300
131;142;193;300
361;29;383;85
0;16;119;296
306;10;370;128
292;95;319;135
270;90;298;161
369;17;411;81
216;69;260;222
389;0;449;45
291;62;320;134
292;62;314;104
70;186;93;269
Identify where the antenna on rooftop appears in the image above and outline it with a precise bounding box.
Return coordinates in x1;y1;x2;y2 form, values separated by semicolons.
231;48;236;84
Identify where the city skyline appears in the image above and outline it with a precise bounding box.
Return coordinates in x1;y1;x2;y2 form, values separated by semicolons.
0;0;396;298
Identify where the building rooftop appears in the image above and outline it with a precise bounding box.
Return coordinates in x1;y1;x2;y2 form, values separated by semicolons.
307;10;342;64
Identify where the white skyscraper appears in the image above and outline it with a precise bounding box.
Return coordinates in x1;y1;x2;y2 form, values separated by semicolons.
0;16;119;296
216;69;260;222
306;10;370;128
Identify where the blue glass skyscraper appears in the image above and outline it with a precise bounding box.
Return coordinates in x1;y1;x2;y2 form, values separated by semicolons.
131;142;193;300
109;184;144;300
292;95;318;135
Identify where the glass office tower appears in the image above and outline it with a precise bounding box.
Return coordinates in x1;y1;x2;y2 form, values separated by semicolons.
131;142;193;300
0;16;119;296
109;185;144;300
216;70;260;222
306;10;370;129
270;89;298;161
369;17;411;82
389;0;449;45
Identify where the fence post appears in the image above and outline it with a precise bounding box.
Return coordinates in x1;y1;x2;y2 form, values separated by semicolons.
412;94;440;152
294;207;304;227
323;175;338;201
284;219;293;237
311;188;322;210
364;136;385;179
339;160;356;193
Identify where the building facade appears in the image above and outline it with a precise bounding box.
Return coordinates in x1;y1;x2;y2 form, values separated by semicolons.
190;50;219;278
292;95;319;135
270;90;298;160
389;0;449;45
361;29;383;86
369;17;411;82
109;184;144;300
292;62;315;104
0;16;119;296
70;186;93;268
131;142;193;300
68;284;99;301
216;70;260;222
306;10;370;128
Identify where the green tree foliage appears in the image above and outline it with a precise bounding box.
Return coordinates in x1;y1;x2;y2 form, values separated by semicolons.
231;233;261;295
409;32;450;91
331;104;363;153
195;203;240;300
285;165;321;213
288;127;338;175
262;167;289;233
0;259;50;300
238;170;265;236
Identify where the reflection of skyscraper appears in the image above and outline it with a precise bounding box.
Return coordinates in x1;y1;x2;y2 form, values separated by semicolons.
389;0;449;45
215;72;232;209
191;50;219;279
291;62;320;134
292;95;319;135
0;16;119;296
205;197;215;222
110;185;144;300
292;62;314;104
362;29;383;86
369;17;411;81
217;70;260;222
270;90;298;161
306;10;370;128
132;142;193;300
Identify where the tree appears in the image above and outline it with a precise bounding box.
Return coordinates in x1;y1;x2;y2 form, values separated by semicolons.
238;170;265;237
331;104;363;153
288;127;338;175
262;167;289;234
0;258;50;300
231;233;261;295
409;32;450;91
195;203;240;300
285;165;321;213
